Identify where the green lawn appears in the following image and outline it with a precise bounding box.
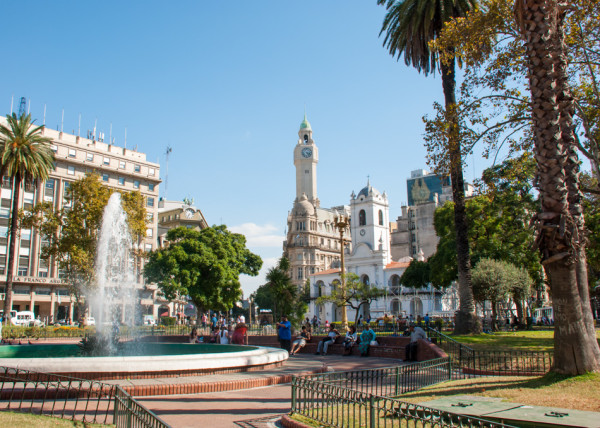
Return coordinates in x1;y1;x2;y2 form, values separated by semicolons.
399;372;600;412
0;411;109;427
447;329;600;352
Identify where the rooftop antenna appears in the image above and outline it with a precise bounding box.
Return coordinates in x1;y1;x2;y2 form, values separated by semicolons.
18;97;27;117
93;119;97;140
43;104;47;126
164;145;172;200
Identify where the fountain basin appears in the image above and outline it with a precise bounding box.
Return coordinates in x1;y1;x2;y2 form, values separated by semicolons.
0;343;288;380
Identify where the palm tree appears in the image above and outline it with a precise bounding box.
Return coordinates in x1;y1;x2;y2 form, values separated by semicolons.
514;0;600;374
0;113;55;324
377;0;480;333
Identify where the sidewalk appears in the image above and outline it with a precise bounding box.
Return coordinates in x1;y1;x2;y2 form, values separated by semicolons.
136;355;403;428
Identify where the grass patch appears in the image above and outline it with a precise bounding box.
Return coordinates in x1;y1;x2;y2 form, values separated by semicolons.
0;411;109;427
448;329;600;352
398;372;600;412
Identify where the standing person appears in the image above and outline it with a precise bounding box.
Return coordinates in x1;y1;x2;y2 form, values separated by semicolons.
424;313;430;329
276;315;292;352
231;322;248;345
316;324;339;356
311;315;318;330
359;324;376;357
201;313;208;328
406;323;427;361
211;314;218;329
218;325;229;344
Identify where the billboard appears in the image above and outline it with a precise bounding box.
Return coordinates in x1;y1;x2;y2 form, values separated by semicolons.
407;174;449;206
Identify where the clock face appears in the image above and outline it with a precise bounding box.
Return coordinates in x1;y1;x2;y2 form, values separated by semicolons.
301;147;313;158
360;229;366;236
184;208;194;219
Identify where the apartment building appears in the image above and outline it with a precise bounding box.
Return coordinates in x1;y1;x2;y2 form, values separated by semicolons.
0;117;162;324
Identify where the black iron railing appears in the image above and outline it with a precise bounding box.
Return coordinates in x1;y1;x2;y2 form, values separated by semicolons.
292;362;516;428
0;366;170;427
302;358;452;397
427;328;553;376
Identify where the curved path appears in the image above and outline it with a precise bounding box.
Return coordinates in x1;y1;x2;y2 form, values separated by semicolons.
136;354;403;428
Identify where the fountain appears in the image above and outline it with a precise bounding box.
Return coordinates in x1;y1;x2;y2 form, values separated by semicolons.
0;193;287;379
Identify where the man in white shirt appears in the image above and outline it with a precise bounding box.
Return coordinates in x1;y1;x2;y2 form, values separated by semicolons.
406;323;427;361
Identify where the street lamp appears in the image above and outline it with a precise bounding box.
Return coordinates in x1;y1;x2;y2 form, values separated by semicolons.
334;212;350;332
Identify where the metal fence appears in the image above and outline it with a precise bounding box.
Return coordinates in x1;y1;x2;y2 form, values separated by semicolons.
427;328;553;376
292;360;516;428
303;358;452;397
0;366;170;427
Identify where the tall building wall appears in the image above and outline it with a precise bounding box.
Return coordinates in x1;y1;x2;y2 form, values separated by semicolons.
0;117;162;323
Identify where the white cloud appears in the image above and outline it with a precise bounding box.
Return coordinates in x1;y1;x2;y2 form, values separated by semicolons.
230;222;285;248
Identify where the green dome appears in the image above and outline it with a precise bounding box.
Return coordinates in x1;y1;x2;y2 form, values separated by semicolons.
300;113;312;130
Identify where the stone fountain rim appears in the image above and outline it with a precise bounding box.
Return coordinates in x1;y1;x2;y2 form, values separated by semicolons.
0;345;288;374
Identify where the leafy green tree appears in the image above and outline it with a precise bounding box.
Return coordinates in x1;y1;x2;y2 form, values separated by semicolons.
316;273;385;325
252;257;307;326
471;258;511;330
23;173;147;314
378;0;480;333
429;0;600;372
0;113;54;322
144;225;262;313
399;260;431;289
428;156;543;293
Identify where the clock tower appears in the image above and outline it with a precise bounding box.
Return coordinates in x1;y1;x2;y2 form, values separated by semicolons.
294;114;319;206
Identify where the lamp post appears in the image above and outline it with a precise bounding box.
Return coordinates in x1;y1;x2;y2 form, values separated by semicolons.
334;213;350;332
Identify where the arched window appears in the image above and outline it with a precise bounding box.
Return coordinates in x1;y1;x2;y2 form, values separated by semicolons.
360;274;370;286
359;209;366;226
378;210;384;225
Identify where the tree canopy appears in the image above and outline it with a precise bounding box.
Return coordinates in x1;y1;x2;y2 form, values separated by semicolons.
144;225;262;312
252;257;307;326
23;173;147;300
316;273;385;325
0;113;55;321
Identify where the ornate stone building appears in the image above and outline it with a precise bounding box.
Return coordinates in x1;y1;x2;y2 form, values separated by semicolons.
283;116;350;289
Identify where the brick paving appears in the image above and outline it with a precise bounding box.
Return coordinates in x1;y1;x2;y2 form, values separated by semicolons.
136;354;403;428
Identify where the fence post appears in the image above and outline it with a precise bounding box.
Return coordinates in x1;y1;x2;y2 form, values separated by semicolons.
291;377;297;412
369;395;376;427
394;366;400;396
447;358;452;381
127;396;133;428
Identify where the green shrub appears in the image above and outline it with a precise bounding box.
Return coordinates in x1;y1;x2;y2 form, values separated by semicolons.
161;316;177;326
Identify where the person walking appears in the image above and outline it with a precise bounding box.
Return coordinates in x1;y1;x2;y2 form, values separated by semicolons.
276;315;292;352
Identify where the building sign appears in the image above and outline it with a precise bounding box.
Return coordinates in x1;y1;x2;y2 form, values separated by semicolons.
11;276;66;285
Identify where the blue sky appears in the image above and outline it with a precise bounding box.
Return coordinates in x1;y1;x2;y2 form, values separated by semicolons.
1;1;489;296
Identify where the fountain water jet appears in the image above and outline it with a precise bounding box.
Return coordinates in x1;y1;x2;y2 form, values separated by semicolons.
89;192;138;353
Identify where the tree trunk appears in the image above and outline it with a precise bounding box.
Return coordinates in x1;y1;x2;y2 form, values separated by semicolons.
517;0;600;373
3;174;22;325
515;300;525;327
441;56;480;335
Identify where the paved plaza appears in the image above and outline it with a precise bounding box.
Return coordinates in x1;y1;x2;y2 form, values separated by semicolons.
136;355;403;428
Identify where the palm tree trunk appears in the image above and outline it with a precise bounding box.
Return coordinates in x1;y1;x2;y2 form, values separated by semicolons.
441;56;481;334
517;0;600;373
3;174;22;324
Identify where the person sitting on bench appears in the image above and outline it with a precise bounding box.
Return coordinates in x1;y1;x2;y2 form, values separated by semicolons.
316;324;339;356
